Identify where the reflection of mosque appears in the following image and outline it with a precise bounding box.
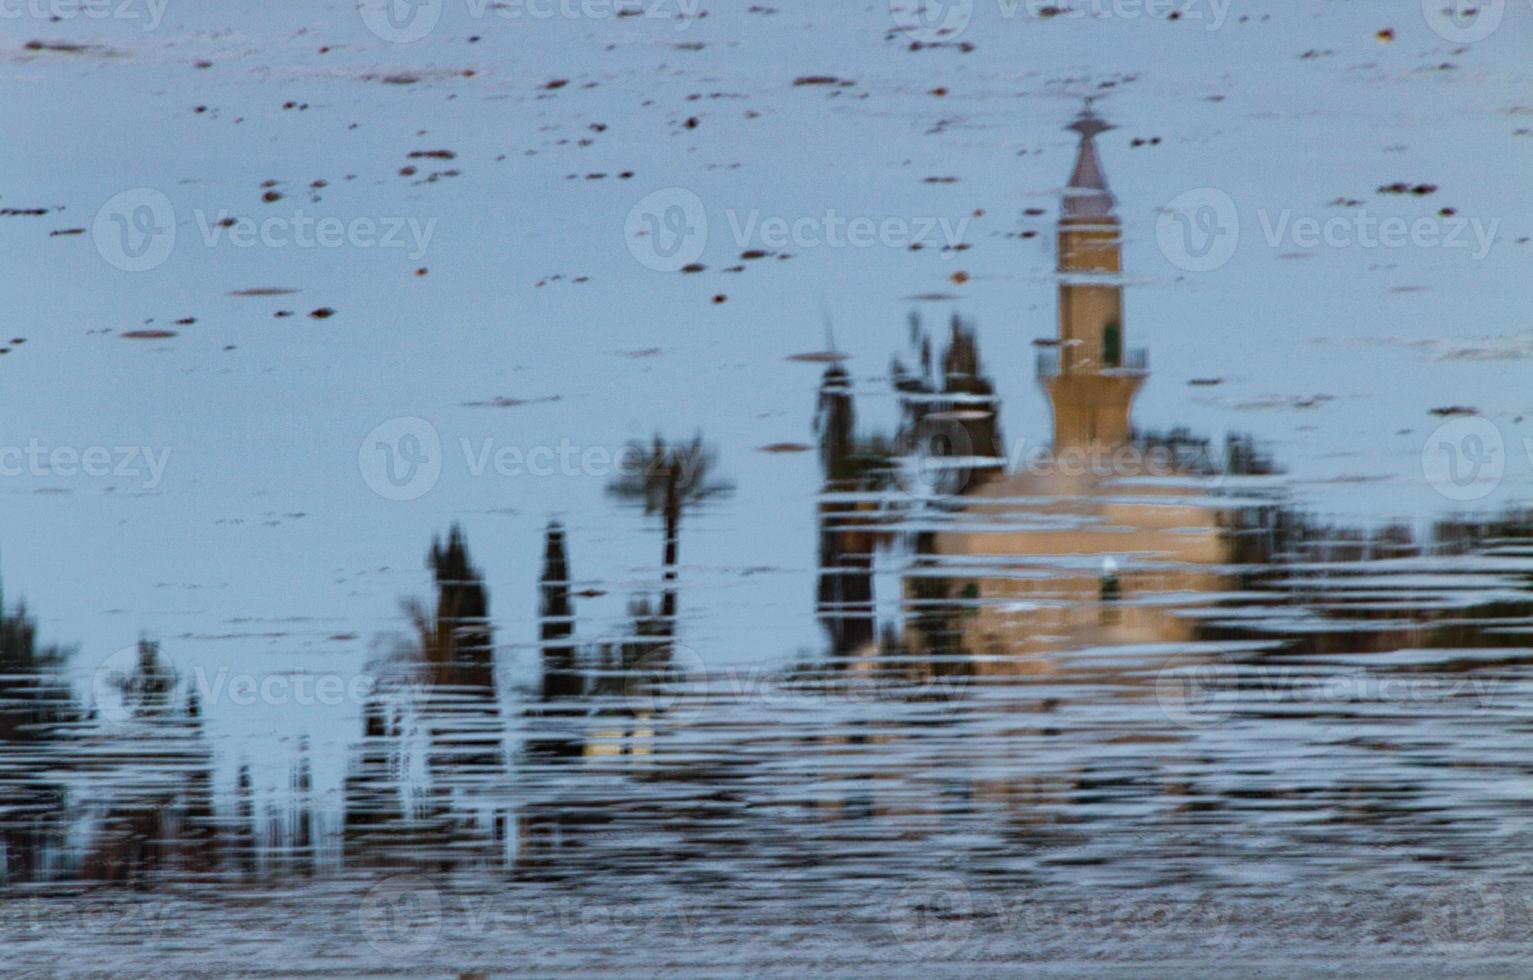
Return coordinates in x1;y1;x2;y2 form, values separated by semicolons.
814;104;1233;663
812;105;1533;675
917;105;1222;665
7;108;1533;892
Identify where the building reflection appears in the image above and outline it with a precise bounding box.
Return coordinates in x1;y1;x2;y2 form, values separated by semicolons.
3;106;1533;900
809;103;1533;694
906;106;1247;667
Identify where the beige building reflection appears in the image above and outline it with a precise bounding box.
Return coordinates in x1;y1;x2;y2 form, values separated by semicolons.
904;104;1235;668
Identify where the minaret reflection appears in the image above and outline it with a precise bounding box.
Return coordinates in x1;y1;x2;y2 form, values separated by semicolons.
1038;101;1147;454
895;103;1239;669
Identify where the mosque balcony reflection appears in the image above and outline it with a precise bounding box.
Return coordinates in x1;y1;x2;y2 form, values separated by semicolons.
1035;344;1148;378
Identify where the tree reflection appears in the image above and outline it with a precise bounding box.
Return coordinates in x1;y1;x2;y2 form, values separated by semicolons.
341;526;506;870
607;433;732;637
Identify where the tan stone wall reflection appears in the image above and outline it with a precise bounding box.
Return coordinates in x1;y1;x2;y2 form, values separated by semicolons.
912;474;1233;673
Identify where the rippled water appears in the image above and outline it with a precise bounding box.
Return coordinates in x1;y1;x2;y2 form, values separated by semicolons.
6;474;1533;972
7;0;1533;974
